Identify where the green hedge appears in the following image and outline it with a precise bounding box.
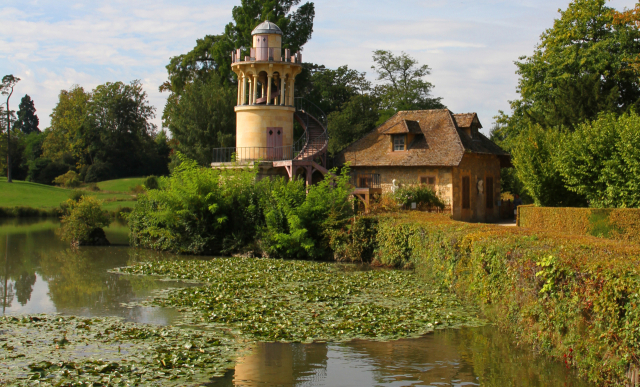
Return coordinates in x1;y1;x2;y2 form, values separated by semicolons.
0;206;62;218
339;212;640;385
519;206;640;244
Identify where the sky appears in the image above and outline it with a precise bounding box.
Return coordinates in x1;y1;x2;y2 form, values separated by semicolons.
1;0;638;135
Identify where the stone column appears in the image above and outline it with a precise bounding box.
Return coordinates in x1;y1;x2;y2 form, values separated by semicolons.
253;75;258;105
242;74;247;105
237;75;241;105
267;75;273;105
247;78;252;105
280;77;285;106
289;79;295;106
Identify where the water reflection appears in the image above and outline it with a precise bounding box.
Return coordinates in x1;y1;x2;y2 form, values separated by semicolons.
0;218;187;325
1;219;594;386
212;327;591;387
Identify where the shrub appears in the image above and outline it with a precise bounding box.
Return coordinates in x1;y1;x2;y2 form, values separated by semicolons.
60;196;111;246
68;190;85;202
144;175;160;190
36;161;70;185
130;184;146;193
391;184;445;210
85;183;100;191
519;206;640;244
129;153;354;258
84;162;115;183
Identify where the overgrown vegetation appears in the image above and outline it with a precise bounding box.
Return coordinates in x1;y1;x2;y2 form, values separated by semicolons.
115;257;484;342
391;184;445;210
60;196;111;246
129;154;354;258
330;212;640;385
0;315;242;386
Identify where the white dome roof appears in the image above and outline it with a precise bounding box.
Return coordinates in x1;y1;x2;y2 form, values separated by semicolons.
251;20;282;35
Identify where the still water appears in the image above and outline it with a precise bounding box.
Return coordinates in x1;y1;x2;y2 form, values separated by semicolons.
0;218;592;386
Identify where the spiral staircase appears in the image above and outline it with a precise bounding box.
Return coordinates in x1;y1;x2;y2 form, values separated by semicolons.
270;98;329;182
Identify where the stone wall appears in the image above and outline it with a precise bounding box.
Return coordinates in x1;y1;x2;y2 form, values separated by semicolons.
351;166;454;211
451;153;501;222
235;105;296;149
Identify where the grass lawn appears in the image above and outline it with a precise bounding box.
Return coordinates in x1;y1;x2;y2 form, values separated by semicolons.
97;177;146;193
0;177;137;210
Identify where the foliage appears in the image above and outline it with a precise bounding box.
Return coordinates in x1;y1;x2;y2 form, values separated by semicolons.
60;196;110;246
371;50;445;124
83;160;114;183
129;154;262;255
143;175;159;190
130;154;353;258
327;94;380;155
14;94;39;134
68;189;86;202
163;74;236;165
511;124;585;206
326;216;379;262
391;184;445;209
557;112;640;207
500;0;640;138
116;257;484;342
42;85;91;165
371;212;640;385
52;170;81;188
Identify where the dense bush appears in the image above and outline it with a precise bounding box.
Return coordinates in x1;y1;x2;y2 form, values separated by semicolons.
391;184;445;209
0;206;61;218
84;161;115;183
367;213;640;385
60;196;111;246
519;206;640;244
129;154;354;258
53;171;82;188
143;175;159;190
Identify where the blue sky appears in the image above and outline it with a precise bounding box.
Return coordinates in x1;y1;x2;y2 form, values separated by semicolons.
1;0;637;134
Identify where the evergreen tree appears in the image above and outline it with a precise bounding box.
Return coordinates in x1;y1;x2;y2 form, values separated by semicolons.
15;95;39;134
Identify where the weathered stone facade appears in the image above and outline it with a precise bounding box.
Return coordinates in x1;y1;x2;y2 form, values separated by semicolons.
451;153;502;222
336;109;510;223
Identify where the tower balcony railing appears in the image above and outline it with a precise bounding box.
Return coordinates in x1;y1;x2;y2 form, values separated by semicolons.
212;132;309;164
231;48;302;64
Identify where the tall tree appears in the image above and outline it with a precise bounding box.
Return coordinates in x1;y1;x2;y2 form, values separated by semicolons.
14;95;39;135
1;75;20;183
42;86;91;167
163;74;236;165
371;50;444;124
83;80;157;176
495;0;640;206
500;0;640;139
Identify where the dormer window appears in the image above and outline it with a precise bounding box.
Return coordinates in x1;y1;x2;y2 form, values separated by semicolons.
393;135;406;151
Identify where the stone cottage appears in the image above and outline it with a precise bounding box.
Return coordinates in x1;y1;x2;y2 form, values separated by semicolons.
334;109;511;222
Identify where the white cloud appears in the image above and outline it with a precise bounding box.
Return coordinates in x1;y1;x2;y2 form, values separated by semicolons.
1;0;638;133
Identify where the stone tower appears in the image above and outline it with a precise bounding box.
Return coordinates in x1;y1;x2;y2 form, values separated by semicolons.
214;20;328;186
231;20;303;158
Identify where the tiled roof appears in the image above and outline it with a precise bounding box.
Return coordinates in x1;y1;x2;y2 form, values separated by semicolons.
334;109;509;167
453;113;481;128
382;120;423;134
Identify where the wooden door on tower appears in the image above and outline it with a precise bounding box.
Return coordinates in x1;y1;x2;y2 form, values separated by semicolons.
256;35;268;61
267;127;283;160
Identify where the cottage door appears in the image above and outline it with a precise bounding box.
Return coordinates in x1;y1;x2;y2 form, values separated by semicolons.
266;127;283;160
256;35;268;61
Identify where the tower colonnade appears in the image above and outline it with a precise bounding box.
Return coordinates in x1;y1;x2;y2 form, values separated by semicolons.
230;20;303;150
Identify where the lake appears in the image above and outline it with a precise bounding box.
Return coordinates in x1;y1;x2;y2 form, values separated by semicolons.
0;218;591;386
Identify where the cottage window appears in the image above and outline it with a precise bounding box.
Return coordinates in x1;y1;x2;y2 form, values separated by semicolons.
393;135;406;151
486;176;494;209
462;176;470;209
420;176;436;186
